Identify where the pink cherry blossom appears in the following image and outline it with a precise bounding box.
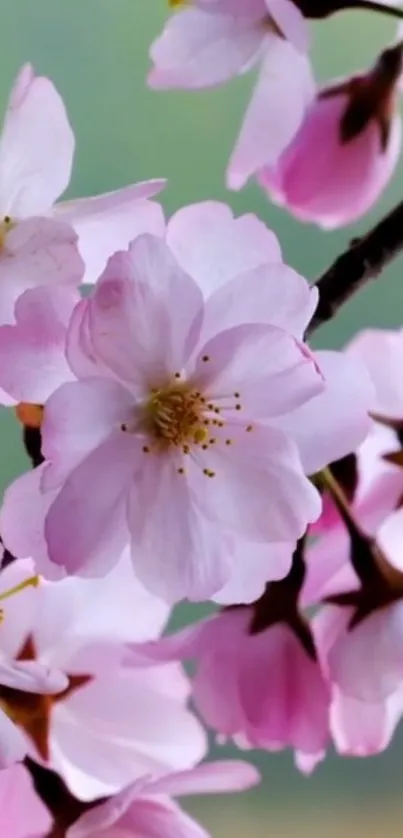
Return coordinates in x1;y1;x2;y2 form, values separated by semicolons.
0;63;165;285
68;760;260;838
259;45;402;228
0;763;51;837
0;207;374;602
35;232;325;602
126;607;330;771
150;2;314;190
0;556;206;799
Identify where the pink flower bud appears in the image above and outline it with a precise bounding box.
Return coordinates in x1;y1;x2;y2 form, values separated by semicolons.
259;44;403;228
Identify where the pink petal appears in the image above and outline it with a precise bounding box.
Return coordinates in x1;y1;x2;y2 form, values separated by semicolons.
149;9;263;89
0;559;39;657
0;65;74;216
0;217;84;324
66;298;103;379
53;665;206;800
166;201;282;298
192;323;323;418
213;539;293;605
0;714;28;769
272;350;374;475
44;433;135;576
227;38;314;189
42;377;134;486
201;262;317;343
87;235;203;388
56;182;166;284
0;286;76;403
128;454;231;602
54;549;170;646
0;764;52;833
0;659;67;694
146;760;260;797
190;424;321;542
327;604;403;702
265;0;309;51
70;796;209;838
378;508;403;573
331;688;403;757
347;327;403;418
0;466;66;580
239;625;330;754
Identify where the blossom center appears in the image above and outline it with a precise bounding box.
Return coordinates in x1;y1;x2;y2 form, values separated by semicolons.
143;382;209;448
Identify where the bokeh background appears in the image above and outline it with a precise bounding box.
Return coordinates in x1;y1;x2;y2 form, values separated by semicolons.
2;1;403;835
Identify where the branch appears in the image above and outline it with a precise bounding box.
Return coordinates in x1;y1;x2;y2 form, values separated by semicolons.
306;198;403;336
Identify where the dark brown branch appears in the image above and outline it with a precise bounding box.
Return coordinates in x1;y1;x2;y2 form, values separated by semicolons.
306;199;403;336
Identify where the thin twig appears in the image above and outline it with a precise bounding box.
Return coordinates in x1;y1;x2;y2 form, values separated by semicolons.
307;199;403;336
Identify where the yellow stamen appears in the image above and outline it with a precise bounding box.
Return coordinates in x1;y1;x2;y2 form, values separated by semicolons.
0;575;40;604
0;216;14;250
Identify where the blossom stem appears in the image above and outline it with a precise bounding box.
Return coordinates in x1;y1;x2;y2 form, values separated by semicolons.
306;198;403;336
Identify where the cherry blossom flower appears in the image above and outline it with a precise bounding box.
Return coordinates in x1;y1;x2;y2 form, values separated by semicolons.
149;2;314;190
32;232;325;602
0;555;205;799
259;43;403;228
0;763;51;837
0;63;165;285
125;605;330;771
68;760;260;838
0;204;374;602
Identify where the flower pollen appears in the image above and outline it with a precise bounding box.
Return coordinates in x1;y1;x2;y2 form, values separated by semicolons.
143;381;210;449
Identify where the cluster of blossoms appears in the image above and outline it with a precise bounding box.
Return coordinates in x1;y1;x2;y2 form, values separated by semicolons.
3;0;403;833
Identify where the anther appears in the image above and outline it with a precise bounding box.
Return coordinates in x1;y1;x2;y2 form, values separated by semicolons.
209;438;216;444
202;355;210;362
177;467;186;475
121;423;127;432
225;439;232;445
142;445;150;453
202;444;208;450
174;372;181;379
234;392;240;398
246;425;253;432
235;404;241;411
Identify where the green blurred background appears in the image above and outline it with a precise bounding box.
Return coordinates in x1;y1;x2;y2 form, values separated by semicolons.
2;1;403;835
